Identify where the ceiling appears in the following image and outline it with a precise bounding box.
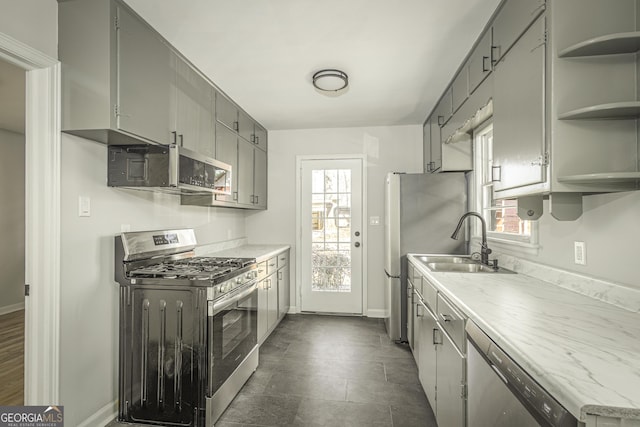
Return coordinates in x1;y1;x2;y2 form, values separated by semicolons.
125;0;502;130
0;59;25;134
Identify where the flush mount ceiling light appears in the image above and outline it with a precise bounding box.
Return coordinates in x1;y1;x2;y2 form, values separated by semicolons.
312;69;349;93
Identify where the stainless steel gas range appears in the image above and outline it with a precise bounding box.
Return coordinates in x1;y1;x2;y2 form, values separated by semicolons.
114;229;259;427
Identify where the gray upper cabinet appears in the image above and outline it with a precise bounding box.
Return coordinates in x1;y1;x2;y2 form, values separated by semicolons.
435;88;453;127
175;60;215;157
117;4;174;146
451;69;468;113
214;123;239;203
429;113;442;172
467;30;492;94
254;124;268;152
493;16;546;192
237;139;255;206
253;148;268;208
215;93;239;132
492;0;545;65
238;110;254;143
423;120;432;173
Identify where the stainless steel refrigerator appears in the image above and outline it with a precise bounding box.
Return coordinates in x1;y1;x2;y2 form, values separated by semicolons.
384;172;468;341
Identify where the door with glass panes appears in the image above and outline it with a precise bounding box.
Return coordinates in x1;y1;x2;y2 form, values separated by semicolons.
300;158;363;314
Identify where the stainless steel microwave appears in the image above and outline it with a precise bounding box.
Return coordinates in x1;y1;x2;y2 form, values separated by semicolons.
108;144;232;195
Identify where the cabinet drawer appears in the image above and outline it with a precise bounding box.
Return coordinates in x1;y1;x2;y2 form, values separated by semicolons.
422;278;438;313
266;256;278;275
437;293;466;352
256;261;268;280
277;251;289;269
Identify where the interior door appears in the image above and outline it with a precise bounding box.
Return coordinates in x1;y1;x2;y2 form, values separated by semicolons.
300;158;363;314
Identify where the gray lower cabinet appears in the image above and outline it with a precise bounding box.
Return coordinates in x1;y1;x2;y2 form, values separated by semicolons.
257;258;278;344
411;263;467;427
436;329;466;427
258;251;290;344
277;251;290;319
418;302;438;408
493;15;546;192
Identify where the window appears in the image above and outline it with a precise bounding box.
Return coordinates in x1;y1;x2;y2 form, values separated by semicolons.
472;124;536;247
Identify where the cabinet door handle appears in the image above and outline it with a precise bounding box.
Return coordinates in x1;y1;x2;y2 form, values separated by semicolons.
491;165;502;182
491;45;499;65
233;191;238;201
440;313;454;323
178;134;184;147
171;131;177;144
437;115;445;126
233;121;239;131
255;136;260;145
482;55;490;72
278;271;282;280
250;134;255;143
250;195;255;204
255;195;259;204
433;328;442;345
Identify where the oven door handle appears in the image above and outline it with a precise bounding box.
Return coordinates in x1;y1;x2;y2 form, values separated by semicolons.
209;281;258;316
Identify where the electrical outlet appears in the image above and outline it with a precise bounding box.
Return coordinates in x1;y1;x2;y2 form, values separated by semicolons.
574;241;586;265
78;196;91;217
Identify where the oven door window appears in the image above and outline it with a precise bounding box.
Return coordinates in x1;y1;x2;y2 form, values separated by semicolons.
208;288;257;395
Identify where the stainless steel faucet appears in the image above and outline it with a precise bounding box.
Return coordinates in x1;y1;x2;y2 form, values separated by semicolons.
450;212;492;266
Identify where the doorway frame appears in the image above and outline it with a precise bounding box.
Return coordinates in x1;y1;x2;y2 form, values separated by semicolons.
0;32;61;404
295;154;368;316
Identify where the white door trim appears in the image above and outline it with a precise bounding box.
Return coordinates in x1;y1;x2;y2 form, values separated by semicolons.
295;154;368;316
0;32;61;405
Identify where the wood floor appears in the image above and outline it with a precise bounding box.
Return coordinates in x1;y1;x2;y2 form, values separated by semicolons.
0;309;24;406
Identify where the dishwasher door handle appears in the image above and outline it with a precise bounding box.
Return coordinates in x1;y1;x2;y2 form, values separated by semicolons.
491;364;509;385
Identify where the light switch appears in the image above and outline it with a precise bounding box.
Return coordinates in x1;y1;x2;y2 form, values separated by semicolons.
78;196;91;217
369;216;380;226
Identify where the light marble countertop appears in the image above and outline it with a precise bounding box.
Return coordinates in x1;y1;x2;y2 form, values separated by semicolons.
201;244;290;263
407;254;640;422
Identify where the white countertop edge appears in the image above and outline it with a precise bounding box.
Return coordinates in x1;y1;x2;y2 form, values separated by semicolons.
406;253;640;422
201;244;291;263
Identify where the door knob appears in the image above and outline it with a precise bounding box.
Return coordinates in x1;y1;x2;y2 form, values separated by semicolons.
354;242;360;248
355;231;360;237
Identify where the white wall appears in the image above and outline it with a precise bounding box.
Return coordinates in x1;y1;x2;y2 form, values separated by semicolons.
0;0;58;59
493;192;640;288
0;129;24;312
245;125;423;315
59;135;247;426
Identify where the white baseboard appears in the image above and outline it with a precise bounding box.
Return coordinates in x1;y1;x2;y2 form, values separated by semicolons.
78;400;117;427
367;309;387;318
0;302;25;316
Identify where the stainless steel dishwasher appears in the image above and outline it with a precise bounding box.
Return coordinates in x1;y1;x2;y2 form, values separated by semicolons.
466;321;578;427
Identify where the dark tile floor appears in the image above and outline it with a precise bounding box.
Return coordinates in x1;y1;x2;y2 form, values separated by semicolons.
216;314;436;427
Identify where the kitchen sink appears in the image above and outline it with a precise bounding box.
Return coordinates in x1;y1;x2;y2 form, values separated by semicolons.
425;262;515;274
414;255;474;264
